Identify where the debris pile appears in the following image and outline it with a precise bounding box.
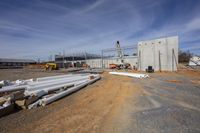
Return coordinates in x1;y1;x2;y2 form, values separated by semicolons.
0;74;100;116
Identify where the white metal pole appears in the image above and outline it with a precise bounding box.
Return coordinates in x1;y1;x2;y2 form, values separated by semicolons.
41;75;101;106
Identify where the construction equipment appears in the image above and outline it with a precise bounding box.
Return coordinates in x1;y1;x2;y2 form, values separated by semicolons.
146;66;154;73
82;63;90;68
45;63;58;71
121;63;131;69
116;41;124;60
109;63;130;69
109;64;118;69
109;41;131;69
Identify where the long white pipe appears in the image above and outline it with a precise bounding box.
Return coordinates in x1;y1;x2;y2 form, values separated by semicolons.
28;100;41;109
36;74;89;82
0;77;85;93
0;85;27;93
27;77;90;91
25;79;89;96
0;74;95;93
28;75;94;86
41;75;101;106
109;72;149;78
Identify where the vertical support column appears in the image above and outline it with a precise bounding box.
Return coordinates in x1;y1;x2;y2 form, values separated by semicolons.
63;51;65;68
84;52;87;60
101;50;103;69
159;50;161;72
172;49;174;71
72;53;75;68
172;48;178;71
153;43;156;70
138;50;141;71
84;51;87;68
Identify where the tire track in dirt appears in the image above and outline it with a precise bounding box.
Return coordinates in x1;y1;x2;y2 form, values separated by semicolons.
99;78;142;133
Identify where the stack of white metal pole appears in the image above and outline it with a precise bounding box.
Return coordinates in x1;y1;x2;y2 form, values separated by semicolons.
0;74;97;93
0;74;101;109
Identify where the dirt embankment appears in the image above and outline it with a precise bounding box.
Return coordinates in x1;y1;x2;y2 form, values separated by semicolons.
0;73;141;133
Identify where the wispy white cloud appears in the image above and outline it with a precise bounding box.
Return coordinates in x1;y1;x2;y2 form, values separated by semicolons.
0;0;199;60
185;17;200;32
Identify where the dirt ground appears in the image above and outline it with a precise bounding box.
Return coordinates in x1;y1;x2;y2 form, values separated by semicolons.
0;69;66;81
0;69;200;133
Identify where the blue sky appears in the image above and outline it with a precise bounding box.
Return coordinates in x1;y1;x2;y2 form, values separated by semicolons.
0;0;200;60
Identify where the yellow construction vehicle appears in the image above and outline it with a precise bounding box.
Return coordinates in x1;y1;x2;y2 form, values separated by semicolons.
45;63;58;71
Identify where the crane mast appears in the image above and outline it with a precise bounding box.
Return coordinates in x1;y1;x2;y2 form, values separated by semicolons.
116;41;124;63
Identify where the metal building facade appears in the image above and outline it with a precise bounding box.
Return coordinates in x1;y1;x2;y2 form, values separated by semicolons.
0;58;36;69
86;56;138;68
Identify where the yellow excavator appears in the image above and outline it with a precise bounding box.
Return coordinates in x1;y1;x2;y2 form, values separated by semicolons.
45;63;58;71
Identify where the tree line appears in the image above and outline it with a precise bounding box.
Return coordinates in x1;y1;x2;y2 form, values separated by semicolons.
178;50;193;63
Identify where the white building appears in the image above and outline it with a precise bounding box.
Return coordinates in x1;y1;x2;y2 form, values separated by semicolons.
138;36;179;71
189;56;200;66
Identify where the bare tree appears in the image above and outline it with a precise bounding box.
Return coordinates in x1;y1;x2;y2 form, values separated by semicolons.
178;50;193;63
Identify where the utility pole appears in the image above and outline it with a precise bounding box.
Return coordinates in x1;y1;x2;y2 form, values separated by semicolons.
101;50;103;68
84;51;87;60
72;53;75;68
172;49;174;71
37;58;40;63
63;51;65;68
